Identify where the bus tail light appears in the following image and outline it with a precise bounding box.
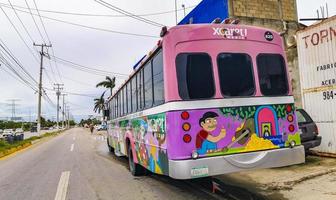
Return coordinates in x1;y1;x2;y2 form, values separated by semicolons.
182;123;191;131
287;114;294;122
181;111;190;120
286;105;292;113
288;125;295;132
183;134;192;143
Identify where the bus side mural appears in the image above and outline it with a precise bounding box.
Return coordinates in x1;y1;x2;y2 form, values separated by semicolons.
167;103;301;158
110;113;169;175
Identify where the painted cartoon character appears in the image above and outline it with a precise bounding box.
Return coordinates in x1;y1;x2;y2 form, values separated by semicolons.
196;112;227;154
263;125;271;137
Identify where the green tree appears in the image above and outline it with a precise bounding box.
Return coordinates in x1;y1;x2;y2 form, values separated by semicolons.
96;76;116;97
94;92;106;114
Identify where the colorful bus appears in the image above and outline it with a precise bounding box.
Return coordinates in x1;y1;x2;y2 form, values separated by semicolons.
106;22;305;179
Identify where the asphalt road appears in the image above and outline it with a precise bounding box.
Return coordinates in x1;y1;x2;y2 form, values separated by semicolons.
0;128;241;200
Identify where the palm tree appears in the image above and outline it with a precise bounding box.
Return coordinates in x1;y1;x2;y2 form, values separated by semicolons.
93;92;106;114
96;76;116;97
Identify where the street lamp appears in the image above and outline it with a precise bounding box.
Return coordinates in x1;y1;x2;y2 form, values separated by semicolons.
182;4;186;17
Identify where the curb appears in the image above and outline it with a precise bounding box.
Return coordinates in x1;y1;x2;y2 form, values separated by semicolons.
0;131;63;160
0;142;32;159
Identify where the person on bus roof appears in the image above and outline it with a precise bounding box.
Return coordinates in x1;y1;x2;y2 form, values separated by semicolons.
196;112;227;155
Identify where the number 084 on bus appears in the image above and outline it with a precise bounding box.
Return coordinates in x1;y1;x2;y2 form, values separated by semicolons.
106;23;305;179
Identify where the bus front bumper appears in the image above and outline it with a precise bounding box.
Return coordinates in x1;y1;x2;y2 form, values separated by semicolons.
168;146;305;180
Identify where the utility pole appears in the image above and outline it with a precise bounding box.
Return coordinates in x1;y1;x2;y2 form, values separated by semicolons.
54;83;64;130
66;106;70;128
61;94;67;129
34;43;52;135
182;4;186;17
175;0;178;25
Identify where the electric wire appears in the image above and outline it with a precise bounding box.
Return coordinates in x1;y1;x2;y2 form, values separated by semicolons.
7;0;35;44
50;55;128;78
0;2;195;18
1;4;158;38
32;0;63;84
0;5;40;63
24;0;46;43
94;0;165;28
0;39;39;86
0;50;38;91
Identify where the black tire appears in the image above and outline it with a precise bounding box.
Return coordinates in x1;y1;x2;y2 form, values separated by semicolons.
107;138;114;153
128;145;146;176
106;137;114;153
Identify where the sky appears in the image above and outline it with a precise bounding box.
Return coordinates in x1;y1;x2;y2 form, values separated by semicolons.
0;0;335;122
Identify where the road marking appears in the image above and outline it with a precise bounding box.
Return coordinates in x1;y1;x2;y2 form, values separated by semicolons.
70;144;74;152
54;171;70;200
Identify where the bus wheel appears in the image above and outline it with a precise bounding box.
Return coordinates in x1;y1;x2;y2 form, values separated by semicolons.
128;145;146;176
107;138;114;153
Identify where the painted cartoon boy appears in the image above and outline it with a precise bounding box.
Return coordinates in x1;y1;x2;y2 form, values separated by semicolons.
196;112;227;154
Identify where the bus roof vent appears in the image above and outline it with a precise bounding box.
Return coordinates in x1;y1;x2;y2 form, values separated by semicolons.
222;18;240;24
212;18;222;24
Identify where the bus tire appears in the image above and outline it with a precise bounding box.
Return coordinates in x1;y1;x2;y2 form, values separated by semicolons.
128;145;146;176
107;138;114;153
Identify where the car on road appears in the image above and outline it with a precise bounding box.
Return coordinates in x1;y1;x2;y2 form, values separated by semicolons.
96;124;107;131
15;128;24;134
296;108;322;154
30;126;37;132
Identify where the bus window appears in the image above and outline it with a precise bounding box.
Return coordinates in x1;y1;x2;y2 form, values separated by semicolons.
118;93;122;117
121;88;124;115
144;62;153;108
124;87;127;114
153;50;164;105
176;53;215;100
137;70;144;110
127;81;132;113
257;54;288;96
217;53;255;97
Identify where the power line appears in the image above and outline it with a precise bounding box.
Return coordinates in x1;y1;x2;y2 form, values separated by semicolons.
43;87;97;98
0;57;37;91
7;0;35;44
0;5;159;38
24;0;45;43
45;68;94;87
0;41;39;92
50;55;128;78
94;0;165;28
0;5;40;62
0;2;196;18
0;39;39;85
32;0;63;84
32;0;50;43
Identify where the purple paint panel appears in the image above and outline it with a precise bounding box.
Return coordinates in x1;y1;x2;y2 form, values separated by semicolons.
167;104;300;160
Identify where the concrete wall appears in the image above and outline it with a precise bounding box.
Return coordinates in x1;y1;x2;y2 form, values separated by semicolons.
228;0;302;107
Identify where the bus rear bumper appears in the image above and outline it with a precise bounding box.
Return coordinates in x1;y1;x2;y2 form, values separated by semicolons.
168;146;305;180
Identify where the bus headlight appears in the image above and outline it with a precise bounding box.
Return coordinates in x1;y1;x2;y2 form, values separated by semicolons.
191;151;199;159
289;140;296;148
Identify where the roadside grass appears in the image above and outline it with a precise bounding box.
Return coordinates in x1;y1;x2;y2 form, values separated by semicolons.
0;130;62;156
